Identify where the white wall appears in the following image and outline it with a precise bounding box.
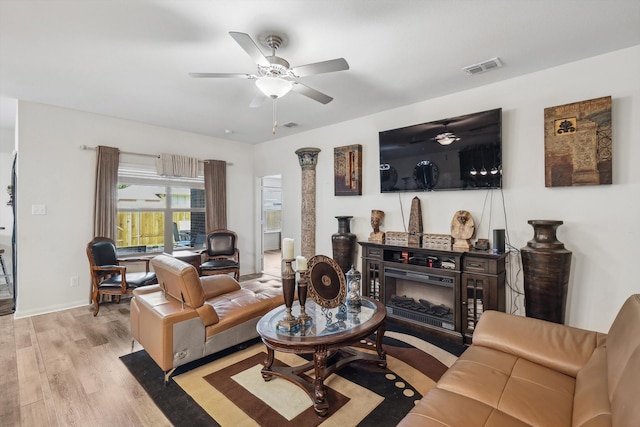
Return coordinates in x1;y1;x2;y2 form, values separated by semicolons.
254;45;640;333
14;102;254;318
9;46;639;330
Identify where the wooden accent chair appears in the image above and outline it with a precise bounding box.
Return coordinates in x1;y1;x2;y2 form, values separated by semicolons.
86;237;156;316
200;229;240;280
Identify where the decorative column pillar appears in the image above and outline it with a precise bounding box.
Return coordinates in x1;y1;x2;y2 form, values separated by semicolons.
295;147;321;260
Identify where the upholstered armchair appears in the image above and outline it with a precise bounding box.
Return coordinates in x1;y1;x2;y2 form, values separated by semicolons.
86;237;156;316
200;229;240;280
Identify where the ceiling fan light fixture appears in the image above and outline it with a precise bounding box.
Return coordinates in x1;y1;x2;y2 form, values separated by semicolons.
435;132;460;145
256;76;293;99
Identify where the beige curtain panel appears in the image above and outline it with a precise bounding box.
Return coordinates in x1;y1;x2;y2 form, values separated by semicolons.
93;145;120;239
204;159;227;231
156;153;199;178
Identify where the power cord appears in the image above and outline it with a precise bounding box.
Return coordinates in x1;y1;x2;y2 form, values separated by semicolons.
497;187;524;314
398;192;407;232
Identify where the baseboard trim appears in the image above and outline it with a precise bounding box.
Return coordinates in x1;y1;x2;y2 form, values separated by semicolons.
13;300;89;319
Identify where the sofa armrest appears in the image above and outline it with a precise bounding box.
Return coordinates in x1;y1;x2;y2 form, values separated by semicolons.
196;304;219;326
131;288;202;372
473;310;603;377
200;275;241;299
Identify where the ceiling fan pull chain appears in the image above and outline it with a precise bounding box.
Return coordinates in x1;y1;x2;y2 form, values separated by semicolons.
272;98;278;135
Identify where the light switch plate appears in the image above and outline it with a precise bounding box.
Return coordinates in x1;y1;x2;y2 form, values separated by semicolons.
31;204;46;215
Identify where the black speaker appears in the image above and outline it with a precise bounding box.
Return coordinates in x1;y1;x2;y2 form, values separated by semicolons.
493;229;505;253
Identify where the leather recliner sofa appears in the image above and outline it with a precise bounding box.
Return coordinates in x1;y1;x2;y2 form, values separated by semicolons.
130;254;284;382
398;294;640;427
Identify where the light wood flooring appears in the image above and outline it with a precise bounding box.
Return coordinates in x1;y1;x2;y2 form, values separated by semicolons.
0;270;279;427
262;250;281;278
0;298;172;426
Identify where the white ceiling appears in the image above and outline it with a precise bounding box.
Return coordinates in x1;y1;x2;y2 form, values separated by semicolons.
1;0;639;145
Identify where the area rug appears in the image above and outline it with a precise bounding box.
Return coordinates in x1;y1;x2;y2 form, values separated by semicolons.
121;328;464;426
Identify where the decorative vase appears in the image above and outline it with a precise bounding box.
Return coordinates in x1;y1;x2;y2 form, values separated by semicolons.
332;216;357;276
521;220;572;324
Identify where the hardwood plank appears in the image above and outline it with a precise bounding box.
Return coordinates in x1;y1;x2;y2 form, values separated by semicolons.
34;329;75;374
16;346;43;406
12;317;34;350
0;378;21;427
2;298;171;426
20;400;52;427
47;369;94;426
0;313;21;426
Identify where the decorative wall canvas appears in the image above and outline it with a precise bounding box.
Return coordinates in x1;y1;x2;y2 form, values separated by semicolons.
334;144;362;196
544;96;612;187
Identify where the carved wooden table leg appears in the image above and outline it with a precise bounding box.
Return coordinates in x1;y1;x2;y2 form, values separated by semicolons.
261;346;276;381
313;345;329;416
375;323;388;368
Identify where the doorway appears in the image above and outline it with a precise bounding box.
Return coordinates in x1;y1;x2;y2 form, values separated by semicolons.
261;175;282;277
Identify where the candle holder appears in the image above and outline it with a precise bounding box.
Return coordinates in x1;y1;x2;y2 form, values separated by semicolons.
277;259;300;333
297;271;313;326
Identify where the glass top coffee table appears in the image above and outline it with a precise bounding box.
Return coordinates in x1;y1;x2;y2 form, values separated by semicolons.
256;296;387;416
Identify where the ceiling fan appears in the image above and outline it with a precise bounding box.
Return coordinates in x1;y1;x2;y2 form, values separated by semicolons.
189;31;349;105
433;121;460;145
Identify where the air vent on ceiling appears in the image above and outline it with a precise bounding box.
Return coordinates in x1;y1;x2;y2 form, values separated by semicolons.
282;122;298;128
462;57;503;75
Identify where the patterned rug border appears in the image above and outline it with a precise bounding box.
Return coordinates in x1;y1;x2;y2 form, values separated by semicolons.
120;325;464;426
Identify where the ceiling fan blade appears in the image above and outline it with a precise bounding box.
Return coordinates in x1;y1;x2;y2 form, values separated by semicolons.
189;72;255;79
229;31;271;68
291;58;349;77
291;83;333;104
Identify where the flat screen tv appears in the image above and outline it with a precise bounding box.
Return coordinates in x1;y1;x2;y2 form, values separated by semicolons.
379;108;502;192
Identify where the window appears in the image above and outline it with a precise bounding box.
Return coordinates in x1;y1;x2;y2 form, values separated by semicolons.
117;162;206;254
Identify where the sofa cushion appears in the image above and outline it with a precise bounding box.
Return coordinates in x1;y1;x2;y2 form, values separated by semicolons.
204;282;283;338
498;358;574;426
399;388;531;427
201;274;242;299
435;346;516;407
436;345;575;426
472;310;601;377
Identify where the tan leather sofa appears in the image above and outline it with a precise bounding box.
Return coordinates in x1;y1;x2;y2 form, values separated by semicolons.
398;294;640;427
130;254;283;382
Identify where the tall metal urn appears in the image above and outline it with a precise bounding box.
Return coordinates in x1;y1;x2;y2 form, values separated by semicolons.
521;220;572;324
332;216;357;276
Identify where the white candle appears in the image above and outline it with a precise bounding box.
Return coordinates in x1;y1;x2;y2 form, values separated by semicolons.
282;238;294;259
296;256;308;271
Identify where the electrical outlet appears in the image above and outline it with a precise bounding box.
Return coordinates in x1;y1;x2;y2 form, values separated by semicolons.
70;276;79;287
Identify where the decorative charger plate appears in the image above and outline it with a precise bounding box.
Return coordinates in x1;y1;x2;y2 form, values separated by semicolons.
306;255;347;308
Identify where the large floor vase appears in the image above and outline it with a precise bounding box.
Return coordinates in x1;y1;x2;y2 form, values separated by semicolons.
521;220;572;324
332;216;357;276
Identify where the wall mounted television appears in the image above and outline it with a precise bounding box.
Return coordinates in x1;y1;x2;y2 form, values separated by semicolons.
379;108;502;192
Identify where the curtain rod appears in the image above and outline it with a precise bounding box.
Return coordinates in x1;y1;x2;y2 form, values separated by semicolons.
79;145;232;165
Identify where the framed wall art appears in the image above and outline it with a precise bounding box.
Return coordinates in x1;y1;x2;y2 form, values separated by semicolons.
334;144;362;196
544;96;612;187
